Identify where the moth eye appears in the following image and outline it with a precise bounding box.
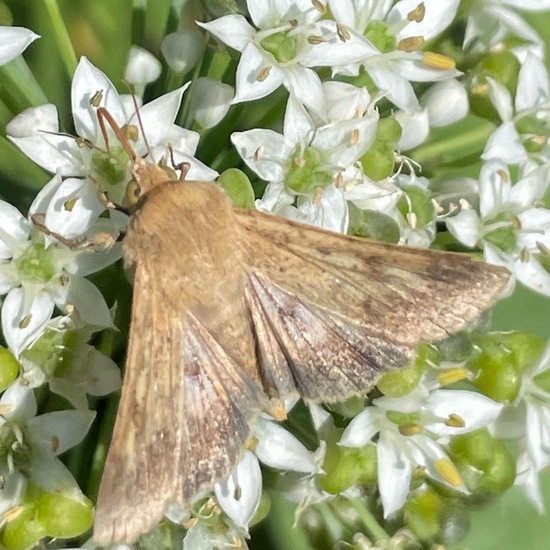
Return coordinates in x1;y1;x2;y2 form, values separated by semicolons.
125;180;142;207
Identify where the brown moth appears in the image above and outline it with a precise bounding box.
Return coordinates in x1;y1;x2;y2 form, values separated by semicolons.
92;111;510;545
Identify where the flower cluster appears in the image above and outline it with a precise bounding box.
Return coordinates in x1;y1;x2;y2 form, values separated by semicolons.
1;1;550;549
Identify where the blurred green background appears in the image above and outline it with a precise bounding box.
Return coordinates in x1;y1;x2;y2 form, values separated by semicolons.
1;1;550;549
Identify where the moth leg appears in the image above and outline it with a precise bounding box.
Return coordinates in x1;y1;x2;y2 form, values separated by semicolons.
166;144;191;181
31;212;121;250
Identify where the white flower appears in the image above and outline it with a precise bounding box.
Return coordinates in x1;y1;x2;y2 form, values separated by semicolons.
0;26;39;65
0;176;118;355
420;79;469;127
494;341;550;510
161;29;204;73
464;0;550;60
0;379;95;499
446;160;550;296
7;57;216;205
340;382;503;516
198;0;374;114
18;315;121;409
233;95;378;231
328;0;461;112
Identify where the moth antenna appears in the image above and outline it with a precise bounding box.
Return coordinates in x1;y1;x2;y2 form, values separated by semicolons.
125;80;156;164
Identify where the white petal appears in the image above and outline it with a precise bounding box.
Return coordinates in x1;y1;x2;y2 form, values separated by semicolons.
340;408;382;447
482;121;528;164
215;451;262;529
0;470;26;516
129;85;189;154
234;43;285;104
0;201;30;258
6;104;59;137
314;114;379;165
60;276;113;328
486;77;513;122
395;109;429;150
253;418;318;473
0;377;37;421
254;180;294;214
445;209;482;249
323;81;372;122
125;45;162;85
71;57;126;142
29;172;63;216
8;134;86;176
197;15;254;52
298;21;377;67
0;26;39;65
2;288;54;356
81;350;121;396
283;65;325;116
27;409;95;455
27;448;80;493
283;95;315;148
514;257;550;297
231;129;289;182
389;0;459;41
42;177;105;238
161;29;204;73
367;66;420;112
424;390;504;436
516;51;549;112
377;431;412;516
525;403;550;472
296;185;349;233
190;78;234;129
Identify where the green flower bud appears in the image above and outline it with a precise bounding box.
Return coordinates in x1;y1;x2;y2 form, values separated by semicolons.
437;332;473;362
321;429;377;493
404;488;445;542
475;440;515;494
329;395;366;418
497;331;546;373
2;505;46;550
250;491;271;527
397;186;436;229
0;347;19;392
347;204;400;244
449;428;496;472
377;344;434;397
469;51;520;122
218;168;255;208
361;117;401;181
37;491;94;538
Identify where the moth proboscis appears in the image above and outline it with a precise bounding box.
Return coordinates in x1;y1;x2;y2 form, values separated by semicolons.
91;107;510;545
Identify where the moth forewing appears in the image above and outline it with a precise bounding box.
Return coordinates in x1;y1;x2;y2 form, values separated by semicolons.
93;129;510;545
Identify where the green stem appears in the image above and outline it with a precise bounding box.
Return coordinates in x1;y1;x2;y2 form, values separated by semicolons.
42;0;77;77
348;497;390;543
0;57;49;110
410;118;495;170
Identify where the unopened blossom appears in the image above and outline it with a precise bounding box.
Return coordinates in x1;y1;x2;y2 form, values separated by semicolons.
0;26;39;65
124;45;162;94
190;77;234;129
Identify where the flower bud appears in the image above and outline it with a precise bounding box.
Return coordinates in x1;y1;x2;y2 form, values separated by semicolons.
190;77;234;129
0;347;19;391
420;79;469;127
161;29;204;73
218;168;254;208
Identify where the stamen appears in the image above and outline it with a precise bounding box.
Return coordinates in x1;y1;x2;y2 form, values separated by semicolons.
445;413;465;428
90;90;103;107
254;146;264;162
408;2;426;22
311;0;326;14
313;187;324;204
435;458;462;486
64;197;78;212
398;423;423;435
398;36;425;52
437;366;468;385
423;52;456;71
18;315;32;329
257;66;272;82
337;23;351;42
308;35;325;45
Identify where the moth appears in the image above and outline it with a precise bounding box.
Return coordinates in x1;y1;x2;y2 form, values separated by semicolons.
92;110;510;545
